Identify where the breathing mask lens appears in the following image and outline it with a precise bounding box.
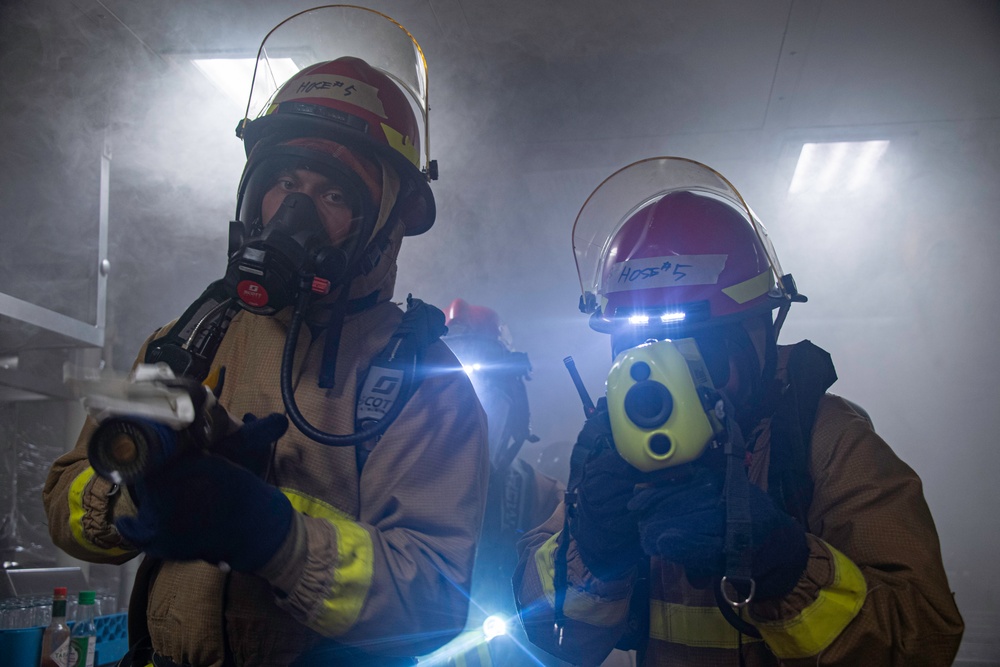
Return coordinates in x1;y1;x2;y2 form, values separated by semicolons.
224;192;349;315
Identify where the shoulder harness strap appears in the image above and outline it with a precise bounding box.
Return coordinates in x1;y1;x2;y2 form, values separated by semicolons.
767;340;838;526
144;279;238;382
354;295;447;472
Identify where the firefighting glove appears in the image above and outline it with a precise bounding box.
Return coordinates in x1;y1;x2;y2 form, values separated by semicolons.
569;400;645;580
212;412;286;478
628;467;809;600
116;415;292;572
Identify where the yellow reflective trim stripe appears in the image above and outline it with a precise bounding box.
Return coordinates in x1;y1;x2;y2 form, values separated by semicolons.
755;542;867;659
283;489;374;635
421;629;487;666
451;645;491;667
649;600;762;649
381;122;420;168
534;531;629;627
68;467;129;556
722;270;771;304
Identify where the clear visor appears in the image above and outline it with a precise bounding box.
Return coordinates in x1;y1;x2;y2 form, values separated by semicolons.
572;157;786;304
240;5;430;173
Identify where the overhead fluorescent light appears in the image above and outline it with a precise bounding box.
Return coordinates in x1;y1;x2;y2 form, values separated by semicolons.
191;57;299;109
788;140;890;194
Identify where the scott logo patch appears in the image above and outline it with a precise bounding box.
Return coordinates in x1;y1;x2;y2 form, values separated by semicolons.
237;280;269;307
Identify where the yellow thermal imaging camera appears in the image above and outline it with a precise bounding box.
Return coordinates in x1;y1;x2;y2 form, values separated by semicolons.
605;338;718;472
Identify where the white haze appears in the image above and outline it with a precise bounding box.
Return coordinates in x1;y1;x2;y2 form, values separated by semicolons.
1;0;998;660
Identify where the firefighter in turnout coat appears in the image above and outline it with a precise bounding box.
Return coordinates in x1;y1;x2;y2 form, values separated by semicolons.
44;8;489;666
512;157;964;666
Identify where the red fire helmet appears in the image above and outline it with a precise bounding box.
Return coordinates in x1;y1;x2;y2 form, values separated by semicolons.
236;6;435;236
444;298;512;347
573;157;804;335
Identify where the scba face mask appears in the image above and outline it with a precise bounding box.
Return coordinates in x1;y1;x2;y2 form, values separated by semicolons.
225;192;350;315
225;149;376;316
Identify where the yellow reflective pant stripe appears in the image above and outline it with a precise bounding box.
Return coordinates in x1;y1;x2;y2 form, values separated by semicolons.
534;531;630;627
452;642;492;667
754;542;867;659
650;600;763;649
283;489;374;636
68;467;129;556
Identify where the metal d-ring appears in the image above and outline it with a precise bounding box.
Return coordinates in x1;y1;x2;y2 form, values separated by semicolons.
720;576;756;608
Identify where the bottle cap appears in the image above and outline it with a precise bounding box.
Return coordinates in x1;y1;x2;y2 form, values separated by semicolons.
54;587;68;596
79;590;96;604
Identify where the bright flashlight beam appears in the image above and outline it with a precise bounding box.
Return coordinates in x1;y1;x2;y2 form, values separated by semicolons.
483;615;508;641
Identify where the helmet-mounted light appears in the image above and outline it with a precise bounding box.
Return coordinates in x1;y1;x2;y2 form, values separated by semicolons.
627;311;687;326
573;157;805;339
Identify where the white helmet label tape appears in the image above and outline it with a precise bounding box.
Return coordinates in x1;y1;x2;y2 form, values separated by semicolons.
276;74;387;119
604;254;728;293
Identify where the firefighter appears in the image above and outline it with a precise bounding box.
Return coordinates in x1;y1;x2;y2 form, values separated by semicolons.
43;8;488;666
513;157;964;666
421;298;566;666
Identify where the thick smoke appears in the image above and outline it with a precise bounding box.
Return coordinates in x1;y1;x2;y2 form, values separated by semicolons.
1;1;998;659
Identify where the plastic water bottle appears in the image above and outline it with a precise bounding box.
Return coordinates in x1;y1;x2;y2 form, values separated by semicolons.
69;591;96;667
39;587;71;667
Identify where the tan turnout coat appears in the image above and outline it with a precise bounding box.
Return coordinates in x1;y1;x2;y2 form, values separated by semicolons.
513;344;964;666
44;220;491;665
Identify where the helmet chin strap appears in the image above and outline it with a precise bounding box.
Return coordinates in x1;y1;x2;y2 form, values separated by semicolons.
773;303;792;339
736;313;780;434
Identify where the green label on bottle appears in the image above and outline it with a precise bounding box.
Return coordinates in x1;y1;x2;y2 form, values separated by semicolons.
68;636;95;667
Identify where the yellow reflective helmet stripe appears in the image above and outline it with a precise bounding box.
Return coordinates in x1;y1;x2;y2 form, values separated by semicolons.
283;489;375;635
754;542;867;659
722;269;772;305
649;600;763;649
68;467;129;557
534;531;630;627
381;122;420;168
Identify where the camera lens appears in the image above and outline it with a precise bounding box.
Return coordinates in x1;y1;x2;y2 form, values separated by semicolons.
623;380;673;429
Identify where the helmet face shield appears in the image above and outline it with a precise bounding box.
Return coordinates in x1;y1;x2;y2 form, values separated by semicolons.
573;157;800;338
242;6;427;159
237;6;434;236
